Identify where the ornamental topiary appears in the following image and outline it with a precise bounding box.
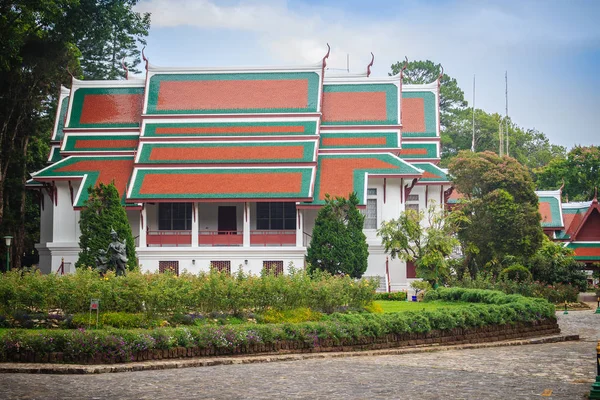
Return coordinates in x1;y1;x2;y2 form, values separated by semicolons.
499;264;533;283
76;182;137;271
307;193;369;279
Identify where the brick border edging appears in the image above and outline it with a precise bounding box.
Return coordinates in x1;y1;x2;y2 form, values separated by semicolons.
0;334;579;375
2;318;560;366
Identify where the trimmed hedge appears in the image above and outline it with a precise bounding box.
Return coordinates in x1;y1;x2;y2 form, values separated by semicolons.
0;268;377;316
0;288;557;363
373;292;408;301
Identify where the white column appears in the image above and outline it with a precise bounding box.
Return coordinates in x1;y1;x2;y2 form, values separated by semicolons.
139;206;147;247
243;202;251;247
296;209;303;247
191;202;199;247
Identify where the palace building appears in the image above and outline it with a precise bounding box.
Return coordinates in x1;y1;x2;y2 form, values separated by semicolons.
28;49;450;291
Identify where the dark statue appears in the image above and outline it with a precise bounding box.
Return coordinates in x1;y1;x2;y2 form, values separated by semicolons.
96;229;128;276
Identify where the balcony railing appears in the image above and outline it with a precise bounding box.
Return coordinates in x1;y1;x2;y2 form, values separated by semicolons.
250;230;296;246
199;230;243;246
147;230;192;247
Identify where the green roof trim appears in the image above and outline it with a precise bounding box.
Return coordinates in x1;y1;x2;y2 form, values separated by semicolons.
306;153;422;206
538;196;562;228
411;162;450;182
321;83;398;126
143;120;319;137
137;141;317;164
52;96;69;141
32;156;134;207
69;87;143;128
398;142;438;159
62;134;139;152
129;167;314;200
319;132;399;149
48;146;62;163
401;91;437;138
146;72;320;114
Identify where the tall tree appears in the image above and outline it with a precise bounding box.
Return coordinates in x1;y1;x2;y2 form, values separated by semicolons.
535;145;600;201
449;151;544;275
77;183;137;271
390;59;467;133
307;193;369;278
378;204;465;285
0;1;150;269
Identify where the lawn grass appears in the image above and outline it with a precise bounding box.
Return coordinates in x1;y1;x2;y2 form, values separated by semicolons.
375;300;471;313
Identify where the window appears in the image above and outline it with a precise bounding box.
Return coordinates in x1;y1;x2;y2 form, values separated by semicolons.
365;199;378;229
406;194;419;213
256;202;296;230
263;260;284;276
211;261;231;275
364;188;378;229
159;203;192;230
159;261;179;275
406;203;419;213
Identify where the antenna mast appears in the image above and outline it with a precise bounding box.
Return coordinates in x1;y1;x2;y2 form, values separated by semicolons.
505;71;509;156
471;75;476;152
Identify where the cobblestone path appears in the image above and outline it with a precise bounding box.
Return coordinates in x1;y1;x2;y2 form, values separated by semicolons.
0;310;598;400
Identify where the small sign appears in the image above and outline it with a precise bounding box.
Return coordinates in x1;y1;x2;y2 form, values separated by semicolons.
90;299;100;310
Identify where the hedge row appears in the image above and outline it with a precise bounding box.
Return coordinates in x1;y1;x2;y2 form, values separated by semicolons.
0;268;377;316
0;289;556;363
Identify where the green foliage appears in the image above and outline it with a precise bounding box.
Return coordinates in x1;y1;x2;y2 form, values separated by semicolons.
0;268;378;318
307;193;369;278
378;204;465;284
526;237;587;291
389;60;467;133
257;308;323;324
449;151;544;274
449;272;580;303
535;145;600;201
499;265;532;282
373;292;407;301
77;182;137;271
0;0;150;269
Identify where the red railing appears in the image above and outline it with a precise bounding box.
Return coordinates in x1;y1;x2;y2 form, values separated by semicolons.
251;230;296;246
147;230;192;247
199;230;243;246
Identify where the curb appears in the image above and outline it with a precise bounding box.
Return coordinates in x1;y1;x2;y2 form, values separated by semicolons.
0;334;579;375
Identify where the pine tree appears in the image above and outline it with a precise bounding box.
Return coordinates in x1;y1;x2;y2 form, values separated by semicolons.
76;182;137;271
307;193;368;278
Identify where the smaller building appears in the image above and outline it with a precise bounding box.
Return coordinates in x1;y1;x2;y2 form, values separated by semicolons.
537;189;600;273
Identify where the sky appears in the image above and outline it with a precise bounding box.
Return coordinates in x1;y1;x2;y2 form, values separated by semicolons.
134;0;600;149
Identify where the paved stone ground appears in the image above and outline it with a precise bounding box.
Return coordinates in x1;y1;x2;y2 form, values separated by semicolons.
0;310;598;399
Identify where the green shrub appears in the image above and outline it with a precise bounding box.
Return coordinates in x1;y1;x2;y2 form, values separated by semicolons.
0;268;377;320
257;308;323;324
373;292;407;301
499;265;532;282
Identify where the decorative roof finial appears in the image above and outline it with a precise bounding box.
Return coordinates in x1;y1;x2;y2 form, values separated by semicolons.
142;46;149;71
322;43;331;70
367;52;374;77
437;64;444;86
121;57;129;80
559;178;565;192
400;56;408;80
66;66;74;79
595;187;598;203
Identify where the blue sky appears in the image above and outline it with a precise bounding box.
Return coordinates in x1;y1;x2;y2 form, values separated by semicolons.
134;0;600;149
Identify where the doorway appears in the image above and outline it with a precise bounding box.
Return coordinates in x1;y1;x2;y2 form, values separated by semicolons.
218;206;237;233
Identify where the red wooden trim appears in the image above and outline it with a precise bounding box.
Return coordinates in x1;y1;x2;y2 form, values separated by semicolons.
571;199;600;241
61;151;136;157
198;230;243;246
404;178;418;200
141;113;322;119
297;204;367;210
147;230;192;247
319;125;402;131
250;230;296;246
140;135;318;142
133;162;318;168
129;197;313;203
63;127;140;133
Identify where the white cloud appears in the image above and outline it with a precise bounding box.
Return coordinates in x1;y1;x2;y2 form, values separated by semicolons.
134;0;600;148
